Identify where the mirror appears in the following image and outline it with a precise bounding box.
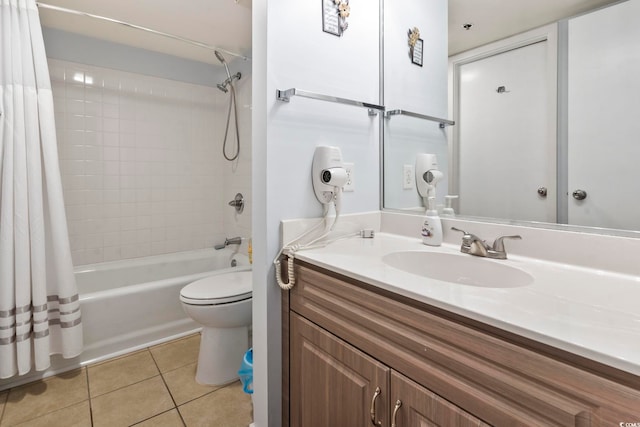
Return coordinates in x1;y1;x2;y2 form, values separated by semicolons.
383;0;640;236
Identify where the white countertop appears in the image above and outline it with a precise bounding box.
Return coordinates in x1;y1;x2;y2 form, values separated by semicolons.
294;232;640;376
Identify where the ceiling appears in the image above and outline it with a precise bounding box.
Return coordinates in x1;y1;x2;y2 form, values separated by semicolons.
448;0;620;55
37;0;621;63
37;0;253;64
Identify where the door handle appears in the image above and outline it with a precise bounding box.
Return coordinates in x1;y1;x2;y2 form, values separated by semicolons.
537;187;547;197
572;189;587;200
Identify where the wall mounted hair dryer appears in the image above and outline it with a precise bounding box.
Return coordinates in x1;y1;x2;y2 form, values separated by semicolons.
312;146;348;211
274;145;348;291
415;153;443;207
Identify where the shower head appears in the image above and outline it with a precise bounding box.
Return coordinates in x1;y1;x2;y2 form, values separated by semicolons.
214;50;232;80
217;83;229;93
214;50;226;64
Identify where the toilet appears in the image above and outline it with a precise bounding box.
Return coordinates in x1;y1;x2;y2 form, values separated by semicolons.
180;269;252;385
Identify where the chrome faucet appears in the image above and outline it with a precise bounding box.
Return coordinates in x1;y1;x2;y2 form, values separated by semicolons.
451;227;521;260
214;236;243;250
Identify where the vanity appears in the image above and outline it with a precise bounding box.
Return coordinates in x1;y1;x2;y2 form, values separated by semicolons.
281;215;640;426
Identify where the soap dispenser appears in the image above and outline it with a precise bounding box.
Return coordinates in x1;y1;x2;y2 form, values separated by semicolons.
442;195;459;217
421;197;442;246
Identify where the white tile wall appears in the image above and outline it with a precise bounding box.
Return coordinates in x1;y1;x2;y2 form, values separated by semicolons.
221;74;252;244
49;59;252;266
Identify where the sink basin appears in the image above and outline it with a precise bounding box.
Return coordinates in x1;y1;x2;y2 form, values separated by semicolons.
382;251;534;288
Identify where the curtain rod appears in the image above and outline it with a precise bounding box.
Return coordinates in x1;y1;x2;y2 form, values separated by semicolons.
36;2;251;61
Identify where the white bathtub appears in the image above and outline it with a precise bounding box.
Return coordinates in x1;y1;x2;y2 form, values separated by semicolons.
0;248;250;391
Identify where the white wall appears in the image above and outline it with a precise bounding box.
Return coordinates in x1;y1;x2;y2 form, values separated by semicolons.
50;59;221;265
221;58;253;242
253;0;381;425
383;0;449;210
251;0;269;423
43;28;220;87
46;33;253;266
252;1;451;424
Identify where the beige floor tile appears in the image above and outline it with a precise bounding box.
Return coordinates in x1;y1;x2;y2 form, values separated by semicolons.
88;349;159;397
0;391;7;417
91;376;174;427
178;382;252;427
12;400;91;427
133;409;185;427
150;334;200;373
1;368;88;426
162;363;221;405
88;348;148;368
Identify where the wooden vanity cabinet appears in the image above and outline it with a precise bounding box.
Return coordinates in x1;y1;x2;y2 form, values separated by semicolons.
290;313;485;427
284;262;640;427
290;313;390;426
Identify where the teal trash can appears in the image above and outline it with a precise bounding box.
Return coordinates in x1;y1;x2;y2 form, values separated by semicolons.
238;348;253;394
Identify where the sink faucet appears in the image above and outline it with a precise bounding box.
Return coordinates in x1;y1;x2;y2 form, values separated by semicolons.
450;227;491;257
451;227;521;260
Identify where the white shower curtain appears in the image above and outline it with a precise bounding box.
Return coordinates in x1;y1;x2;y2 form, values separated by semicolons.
0;0;82;378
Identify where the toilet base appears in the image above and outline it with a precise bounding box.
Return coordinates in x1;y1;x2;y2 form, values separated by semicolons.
195;325;249;386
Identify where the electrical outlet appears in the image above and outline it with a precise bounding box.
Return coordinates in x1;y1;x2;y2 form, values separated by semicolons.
403;164;415;189
344;162;355;192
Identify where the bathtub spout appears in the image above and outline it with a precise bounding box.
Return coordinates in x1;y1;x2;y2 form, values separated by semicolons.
215;237;243;250
226;236;242;246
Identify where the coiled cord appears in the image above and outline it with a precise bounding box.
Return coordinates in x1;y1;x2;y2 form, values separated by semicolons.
274;192;352;290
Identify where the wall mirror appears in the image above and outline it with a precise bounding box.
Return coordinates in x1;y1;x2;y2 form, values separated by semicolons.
382;0;640;237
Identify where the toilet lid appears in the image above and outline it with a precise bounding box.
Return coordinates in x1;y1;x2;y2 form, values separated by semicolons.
180;270;252;305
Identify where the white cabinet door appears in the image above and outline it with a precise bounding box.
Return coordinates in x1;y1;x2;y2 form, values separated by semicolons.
568;0;640;230
457;41;556;222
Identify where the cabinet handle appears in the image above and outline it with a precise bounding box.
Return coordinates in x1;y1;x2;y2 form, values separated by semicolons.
369;387;382;426
391;400;402;427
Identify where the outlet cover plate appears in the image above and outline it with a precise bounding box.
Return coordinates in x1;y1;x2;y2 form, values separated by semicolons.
344;162;355;192
403;164;415;189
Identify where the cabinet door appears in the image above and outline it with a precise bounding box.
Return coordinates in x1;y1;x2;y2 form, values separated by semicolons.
390;371;490;427
290;313;390;427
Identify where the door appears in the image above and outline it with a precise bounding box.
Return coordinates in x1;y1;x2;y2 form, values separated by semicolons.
567;0;640;230
456;40;556;222
290;313;390;427
390;371;489;427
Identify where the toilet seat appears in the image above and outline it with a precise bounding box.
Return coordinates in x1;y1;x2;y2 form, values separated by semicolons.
180;270;252;305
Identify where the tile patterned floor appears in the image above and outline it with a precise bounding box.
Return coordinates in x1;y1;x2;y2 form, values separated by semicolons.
0;334;253;427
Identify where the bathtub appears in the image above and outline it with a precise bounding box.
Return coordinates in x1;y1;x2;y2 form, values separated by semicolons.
0;248;250;391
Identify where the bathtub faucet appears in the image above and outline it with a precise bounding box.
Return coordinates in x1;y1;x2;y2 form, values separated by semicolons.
214;237;243;250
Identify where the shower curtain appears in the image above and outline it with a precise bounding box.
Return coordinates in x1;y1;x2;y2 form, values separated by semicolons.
0;0;82;378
